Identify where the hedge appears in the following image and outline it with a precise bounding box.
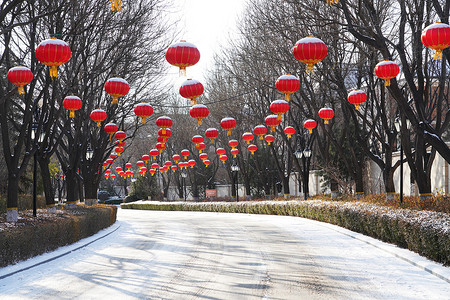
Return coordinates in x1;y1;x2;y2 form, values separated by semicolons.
122;200;450;266
0;204;117;268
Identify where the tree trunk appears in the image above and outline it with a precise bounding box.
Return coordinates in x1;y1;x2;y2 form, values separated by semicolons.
84;171;100;206
282;175;290;198
6;173;19;222
38;157;56;211
65;170;78;207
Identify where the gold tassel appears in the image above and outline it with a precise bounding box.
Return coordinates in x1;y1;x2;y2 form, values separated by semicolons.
324;120;329;125
277;114;282;121
18;86;25;95
306;63;315;73
141;117;146;124
259;136;264;140
50;66;57;78
227;130;231;136
309;129;313;134
246;141;250;145
179;67;186;77
112;97;119;105
97;121;101;127
271;127;275;132
385;79;391;86
285;93;290;101
355;104;360;110
433;49;442;60
197;119;201;125
70;111;75;118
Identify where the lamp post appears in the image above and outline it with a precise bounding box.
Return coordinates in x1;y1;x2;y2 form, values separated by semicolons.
31;123;44;217
394;117;410;204
181;171;187;201
295;142;312;200
86;145;94;160
231;162;240;202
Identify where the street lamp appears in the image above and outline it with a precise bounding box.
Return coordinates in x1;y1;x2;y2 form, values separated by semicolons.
394;117;410;204
31;122;44;217
231;163;240;202
295;137;312;200
86;145;94;160
181;171;187;201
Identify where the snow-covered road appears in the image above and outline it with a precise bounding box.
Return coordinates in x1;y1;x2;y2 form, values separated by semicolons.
0;209;449;299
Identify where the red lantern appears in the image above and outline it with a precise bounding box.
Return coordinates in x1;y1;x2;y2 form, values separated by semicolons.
125;163;132;170
292;36;328;73
242;132;254;144
142;154;151;164
104;123;118;140
158;128;172;139
265;115;281;132
179;79;204;104
103;162;109;169
114;131;126;142
205;128;219;143
115;147;124;156
374;60;400;87
164;161;173;168
275;74;300;101
151;163;159;170
136;161;145;168
115;140;125;148
165;40;200;76
231;148;239;158
304;119;317;134
35;38;71;78
90;108;107;127
220;117;237;136
196;142;206;153
199;153;208;162
264;134;275;145
149;169;156;176
192;135;204;145
171;165;178;172
270;100;289;121
172;154;181;163
318;107;335;124
149;149;159;159
106;158;114;165
116;167;123;173
253;125;267;139
216;148;225;156
7;66;33;94
219;155;228;164
181;149;191;159
204;159;211;167
156;116;173;134
284;126;295;138
104;77;129;105
179;162;188;169
157;136;168;144
188;159;196;168
110;174;116;181
134;103;153;124
228;139;238;150
110;153;118;160
421;22;450;60
63;95;82;118
156;142;166;153
190;104;209;125
348;89;367;110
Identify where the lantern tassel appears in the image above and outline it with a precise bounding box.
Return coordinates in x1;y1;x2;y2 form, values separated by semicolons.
227;130;231;136
277;114;282;121
97;121;101;127
112;97;119;105
324;120;329;125
259;136;264;140
109;134;112;141
199;149;202;154
191;98;197;105
250;151;255;155
179;67;186;77
141;117;146;124
306;63;315;73
287;134;292;139
69;111;75;118
210;138;215;144
384;79;391;86
18;86;25;95
49;66;58;78
162;128;166;134
285;93;290;101
271;127;275;132
197;119;202;126
308;129;313;134
355;104;360;110
246;141;250;145
267;141;271;145
433;49;442;60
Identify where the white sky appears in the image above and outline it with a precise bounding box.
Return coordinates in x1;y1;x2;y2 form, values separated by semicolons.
169;0;245;84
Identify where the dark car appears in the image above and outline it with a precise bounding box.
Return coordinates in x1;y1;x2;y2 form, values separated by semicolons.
104;196;123;205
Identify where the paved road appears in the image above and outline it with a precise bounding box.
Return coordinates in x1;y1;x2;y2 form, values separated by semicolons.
0;209;449;299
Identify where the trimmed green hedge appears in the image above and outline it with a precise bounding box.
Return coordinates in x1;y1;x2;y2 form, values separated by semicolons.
122;200;450;266
0;205;117;268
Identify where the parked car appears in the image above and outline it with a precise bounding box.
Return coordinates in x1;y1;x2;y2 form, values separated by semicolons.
104;196;123;205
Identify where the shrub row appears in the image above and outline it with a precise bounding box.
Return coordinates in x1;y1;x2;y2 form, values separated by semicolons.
122;200;450;266
0;204;117;268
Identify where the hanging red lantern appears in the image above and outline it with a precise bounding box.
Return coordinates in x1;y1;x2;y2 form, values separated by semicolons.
292;36;328;73
220;117;237;136
125;163;132;170
105;173;110;179
157;136;168;144
171;165;178;172
304;119;317;134
149;149;159;159
192;135;204;145
265;115;281;132
318;107;335;124
114;131;126;142
180;79;204;104
178;162;188;170
114;147;124;156
228;139;238;150
196;142;206;153
242;132;254;144
264;134;275;145
151;163;159;170
275;74;300;101
253;125;267;139
110;153;118;160
136;161;145;168
219;155;228;164
421;22;450;60
90;108;107;127
142;154;151;164
156;142;166;153
216;148;226;156
158;128;172;139
190;104;209;125
62;95;82;118
284;126;295;138
188;159;196;168
104;123;118;140
106;158;114;165
35;38;71;78
165;40;200;76
164;161;173;168
374;60;400;87
348;89;367;110
104;77;129;105
115;167;123;173
156;116;173;134
7;66;33;94
110;174;116;181
134;103;153;124
115;140;125;148
181;149;191;159
270;100;289;120
204;159;211;167
199;153;208;162
231;148;239;158
149;169;156;176
205;128;219;143
172;154;181;163
103;162;109;169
